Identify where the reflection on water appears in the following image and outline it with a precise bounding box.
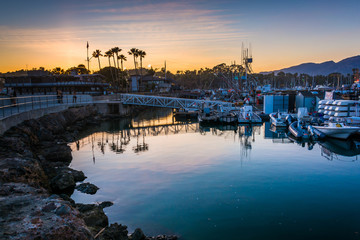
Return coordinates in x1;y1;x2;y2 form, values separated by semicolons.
70;108;360;240
73;111;359;163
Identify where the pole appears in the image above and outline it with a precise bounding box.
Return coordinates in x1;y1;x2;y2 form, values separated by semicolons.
87;41;90;72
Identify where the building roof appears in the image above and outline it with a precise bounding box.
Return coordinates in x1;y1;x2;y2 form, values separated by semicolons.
298;91;325;99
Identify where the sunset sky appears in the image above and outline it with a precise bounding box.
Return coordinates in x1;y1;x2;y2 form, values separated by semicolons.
1;0;359;73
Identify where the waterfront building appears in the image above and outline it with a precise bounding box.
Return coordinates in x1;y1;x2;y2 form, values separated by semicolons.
2;70;109;95
295;91;324;113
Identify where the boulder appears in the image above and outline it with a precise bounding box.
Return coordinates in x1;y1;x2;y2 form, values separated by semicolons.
76;203;109;234
0;183;93;240
99;201;113;209
75;183;99;195
0;136;32;158
50;172;75;194
98;223;129;240
131;228;146;240
40;162;86;183
0;156;48;189
37;142;72;163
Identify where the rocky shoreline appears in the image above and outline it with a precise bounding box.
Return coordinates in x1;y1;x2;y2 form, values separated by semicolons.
0;105;177;240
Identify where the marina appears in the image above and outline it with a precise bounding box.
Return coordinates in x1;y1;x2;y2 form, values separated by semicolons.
1;1;360;238
70;108;360;240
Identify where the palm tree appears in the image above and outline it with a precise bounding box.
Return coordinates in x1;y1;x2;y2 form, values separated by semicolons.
128;48;139;74
138;50;146;87
138;50;146;75
92;50;103;70
104;50;114;82
111;47;122;84
111;47;121;69
118;54;127;71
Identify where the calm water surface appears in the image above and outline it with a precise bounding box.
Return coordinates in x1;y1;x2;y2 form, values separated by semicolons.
70;109;360;240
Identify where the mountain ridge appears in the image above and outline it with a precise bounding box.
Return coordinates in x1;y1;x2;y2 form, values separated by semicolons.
261;55;360;75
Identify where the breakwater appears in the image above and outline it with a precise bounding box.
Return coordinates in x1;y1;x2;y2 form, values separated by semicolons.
0;105;177;240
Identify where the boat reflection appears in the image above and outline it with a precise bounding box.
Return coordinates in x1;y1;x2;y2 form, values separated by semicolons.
287;134;360;161
319;137;360;161
287;134;316;150
264;121;292;144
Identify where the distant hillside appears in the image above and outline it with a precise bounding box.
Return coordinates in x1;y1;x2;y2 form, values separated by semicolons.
262;55;360;75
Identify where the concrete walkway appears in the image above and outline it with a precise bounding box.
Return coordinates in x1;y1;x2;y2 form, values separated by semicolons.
0;94;93;120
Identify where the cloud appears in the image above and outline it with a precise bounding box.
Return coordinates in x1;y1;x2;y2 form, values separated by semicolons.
0;0;249;72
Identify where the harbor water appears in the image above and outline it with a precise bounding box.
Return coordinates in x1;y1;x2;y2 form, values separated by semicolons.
70;108;360;240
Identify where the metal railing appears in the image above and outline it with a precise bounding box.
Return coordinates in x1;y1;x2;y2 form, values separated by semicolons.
0;94;93;119
119;93;235;109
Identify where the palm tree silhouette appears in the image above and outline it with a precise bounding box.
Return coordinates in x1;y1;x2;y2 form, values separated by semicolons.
111;47;121;69
104;50;114;83
92;49;103;71
111;47;122;85
118;54;127;71
128;48;139;74
138;50;146;86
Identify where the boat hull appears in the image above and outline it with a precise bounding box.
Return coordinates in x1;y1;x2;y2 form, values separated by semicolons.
289;121;309;139
313;125;360;139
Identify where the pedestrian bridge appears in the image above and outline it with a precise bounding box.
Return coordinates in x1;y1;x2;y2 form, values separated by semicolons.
118;94;235;109
0;93;236;134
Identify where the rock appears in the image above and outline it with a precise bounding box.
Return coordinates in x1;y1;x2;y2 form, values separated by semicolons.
76;203;97;213
50;172;75;194
146;235;178;240
99;201;113;209
98;223;129;240
58;194;76;206
55;204;72;216
0;156;48;189
75;183;99;195
68;168;86;182
40;162;86;184
24;118;55;141
0;136;32;158
131;228;146;240
76;203;108;234
37;141;72;163
0;183;93;240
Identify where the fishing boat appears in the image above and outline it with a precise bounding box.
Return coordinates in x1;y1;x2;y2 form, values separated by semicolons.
218;111;238;124
238;105;262;124
313;122;360;139
198;107;219;123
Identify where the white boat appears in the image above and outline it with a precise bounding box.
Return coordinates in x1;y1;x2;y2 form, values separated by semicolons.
313;122;360;139
269;111;288;127
238;105;262;123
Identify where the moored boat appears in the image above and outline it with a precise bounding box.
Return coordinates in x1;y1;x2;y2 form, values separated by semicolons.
289;121;310;139
313;122;360;139
269;111;287;127
238;105;262;124
198;107;219;123
219;111;238;124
